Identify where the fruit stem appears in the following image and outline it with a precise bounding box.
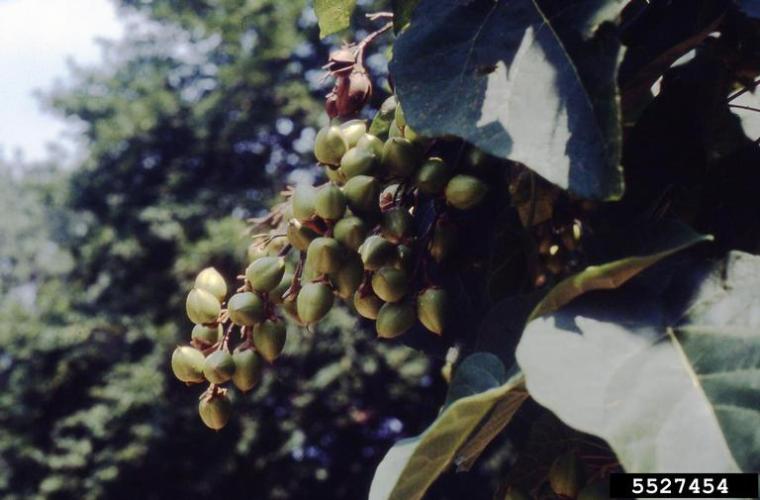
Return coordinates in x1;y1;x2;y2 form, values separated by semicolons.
241;326;252;345
365;12;393;21
727;77;760;103
357;271;373;297
283;252;306;300
220;323;235;351
355;21;393;66
278;243;293;257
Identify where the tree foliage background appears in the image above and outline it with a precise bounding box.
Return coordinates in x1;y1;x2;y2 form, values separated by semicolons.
2;0;760;499
0;2;490;499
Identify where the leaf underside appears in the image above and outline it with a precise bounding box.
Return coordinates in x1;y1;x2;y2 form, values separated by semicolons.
518;251;760;473
369;372;528;500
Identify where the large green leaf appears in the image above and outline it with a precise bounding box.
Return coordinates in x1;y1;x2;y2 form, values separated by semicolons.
369;438;419;500
390;0;627;200
517;251;760;473
314;0;357;38
530;223;711;320
369;366;527;500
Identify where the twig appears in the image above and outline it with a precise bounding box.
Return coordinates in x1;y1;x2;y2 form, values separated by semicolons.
727;78;760;103
729;103;760;113
356;22;393;62
366;12;393;21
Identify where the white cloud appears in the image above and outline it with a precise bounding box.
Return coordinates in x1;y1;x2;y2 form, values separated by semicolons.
0;0;124;162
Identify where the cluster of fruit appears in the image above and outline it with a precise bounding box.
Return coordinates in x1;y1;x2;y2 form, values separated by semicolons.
283;99;489;336
172;265;287;430
171;95;492;429
508;168;587;287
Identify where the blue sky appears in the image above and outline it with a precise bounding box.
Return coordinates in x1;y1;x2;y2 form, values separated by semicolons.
0;0;123;163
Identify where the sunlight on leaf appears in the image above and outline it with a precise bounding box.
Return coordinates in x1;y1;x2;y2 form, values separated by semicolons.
518;251;760;473
369;370;527;500
314;0;357;38
391;0;626;199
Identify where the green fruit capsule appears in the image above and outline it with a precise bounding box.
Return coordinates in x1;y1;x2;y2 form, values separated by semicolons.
194;267;227;302
417;287;448;335
246;256;286;292
330;254;364;300
287;218;318;251
292;184;317;221
376;302;416;338
306;237;343;274
315;184;347;220
371;266;408;303
445;174;488;209
269;270;293;304
314;125;348;166
416;157;451;195
253;319;287;363
203;350;236;384
356;133;384;157
340;119;367;147
381;208;413;244
577;480;609;500
301;252;319;282
296;282;335;324
382;137;418;178
353;291;384;320
428;220;456;263
359;235;396;271
548;451;585;498
340;147;377;178
343;175;379;213
171;345;206;383
325;165;347;185
333;216;368;251
198;393;232;430
227;292;265;326
231;347;263;392
186;288;222;325
191;324;222;346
